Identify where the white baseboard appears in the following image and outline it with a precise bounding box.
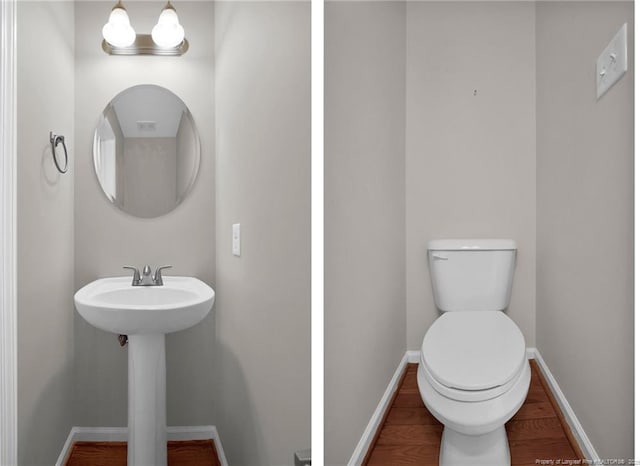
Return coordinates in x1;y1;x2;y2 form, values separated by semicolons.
529;348;599;462
526;347;536;359
348;347;598;465
347;351;410;466
55;425;228;466
406;350;420;363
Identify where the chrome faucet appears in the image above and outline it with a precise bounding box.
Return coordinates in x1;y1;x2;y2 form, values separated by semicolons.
123;265;172;286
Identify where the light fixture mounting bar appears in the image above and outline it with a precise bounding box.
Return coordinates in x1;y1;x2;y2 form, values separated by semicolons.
102;34;189;56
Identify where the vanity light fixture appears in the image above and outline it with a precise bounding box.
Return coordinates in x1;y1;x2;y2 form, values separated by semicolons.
101;0;189;56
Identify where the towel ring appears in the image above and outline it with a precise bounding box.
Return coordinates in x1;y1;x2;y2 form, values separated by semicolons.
49;131;68;174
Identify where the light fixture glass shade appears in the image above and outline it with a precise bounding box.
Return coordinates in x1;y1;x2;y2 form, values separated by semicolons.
151;4;185;48
102;6;136;47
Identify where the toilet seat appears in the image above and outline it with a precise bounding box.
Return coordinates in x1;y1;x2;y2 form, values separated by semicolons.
417;359;531;436
421;351;526;402
421;311;525;402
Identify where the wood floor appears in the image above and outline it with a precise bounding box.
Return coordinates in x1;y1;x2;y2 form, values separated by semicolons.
364;360;584;466
65;439;221;466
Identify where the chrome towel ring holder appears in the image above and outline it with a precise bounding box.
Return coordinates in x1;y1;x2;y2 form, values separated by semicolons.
49;131;68;174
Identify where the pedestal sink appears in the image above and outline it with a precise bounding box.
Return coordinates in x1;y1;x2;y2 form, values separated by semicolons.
74;276;215;466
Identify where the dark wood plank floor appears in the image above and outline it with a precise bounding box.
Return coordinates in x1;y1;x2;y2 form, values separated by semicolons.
364;360;584;466
65;439;221;466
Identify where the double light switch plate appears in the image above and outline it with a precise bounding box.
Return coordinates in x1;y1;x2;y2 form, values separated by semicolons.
596;23;628;100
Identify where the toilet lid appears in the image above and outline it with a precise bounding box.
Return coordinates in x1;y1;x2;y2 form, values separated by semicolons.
421;311;525;391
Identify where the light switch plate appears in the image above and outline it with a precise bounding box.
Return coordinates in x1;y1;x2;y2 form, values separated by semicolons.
232;223;241;257
596;23;628;99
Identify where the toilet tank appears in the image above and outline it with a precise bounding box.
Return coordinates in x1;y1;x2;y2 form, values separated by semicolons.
427;239;517;312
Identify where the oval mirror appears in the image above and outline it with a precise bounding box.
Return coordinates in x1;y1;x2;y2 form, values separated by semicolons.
93;84;200;218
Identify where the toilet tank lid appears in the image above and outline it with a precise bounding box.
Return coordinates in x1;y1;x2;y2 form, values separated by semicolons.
427;239;517;251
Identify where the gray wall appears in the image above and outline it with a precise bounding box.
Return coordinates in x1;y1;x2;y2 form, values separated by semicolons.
16;2;75;464
73;1;216;427
405;1;537;350
123;137;177;217
324;2;407;465
536;1;634;458
213;2;311;465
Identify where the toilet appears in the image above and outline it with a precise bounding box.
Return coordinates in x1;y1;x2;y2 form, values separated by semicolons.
417;239;530;466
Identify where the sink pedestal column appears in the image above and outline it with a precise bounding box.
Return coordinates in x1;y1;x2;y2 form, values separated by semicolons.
127;334;167;466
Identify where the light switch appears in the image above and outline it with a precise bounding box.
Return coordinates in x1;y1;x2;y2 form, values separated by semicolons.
596;23;627;99
232;223;241;257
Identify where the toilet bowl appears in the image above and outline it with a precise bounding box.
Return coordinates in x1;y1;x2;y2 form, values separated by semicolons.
417;312;530;465
419;239;529;466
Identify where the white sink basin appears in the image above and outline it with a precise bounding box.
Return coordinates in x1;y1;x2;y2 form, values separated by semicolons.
74;276;215;335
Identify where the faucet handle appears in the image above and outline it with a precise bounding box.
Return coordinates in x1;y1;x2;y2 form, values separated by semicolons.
154;265;172;286
123;266;141;285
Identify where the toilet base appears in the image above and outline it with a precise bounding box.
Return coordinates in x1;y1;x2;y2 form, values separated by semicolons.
440;425;510;466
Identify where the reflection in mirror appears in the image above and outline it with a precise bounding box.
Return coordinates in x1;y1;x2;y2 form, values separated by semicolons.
93;84;200;218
